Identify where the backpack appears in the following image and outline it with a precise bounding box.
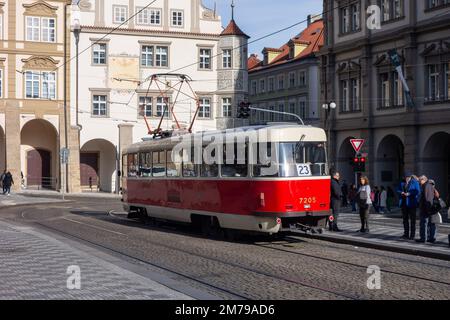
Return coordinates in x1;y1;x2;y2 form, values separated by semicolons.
430;187;446;214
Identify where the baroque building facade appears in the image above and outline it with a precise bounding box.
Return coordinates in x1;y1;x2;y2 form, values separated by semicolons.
71;0;248;192
320;0;450;199
0;0;80;192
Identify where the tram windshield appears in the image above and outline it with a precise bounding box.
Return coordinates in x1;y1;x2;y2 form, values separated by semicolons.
279;142;327;177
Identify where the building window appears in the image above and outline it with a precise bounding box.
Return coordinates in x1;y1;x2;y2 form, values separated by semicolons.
92;95;107;116
251;81;257;95
199;98;211;118
92;43;107;65
171;10;183;27
259;79;266;93
0;14;3;40
298;71;306;86
380;72;390;107
0;69;2;98
427;0;450;9
380;0;403;22
350;78;360;110
141;45;154;67
340;2;361;34
341;80;349;112
299;101;307;120
222;49;232;69
139;96;152;117
155;46;168;67
156;97;169;117
278;75;284;90
445;62;450;100
26;16;55;42
428;64;440;101
150;9;162;25
393;72;404;106
268;77;275;92
222;98;232;117
113;6;128;24
42;72;56;99
289;72;296;88
199;48;212;70
25;71;56;99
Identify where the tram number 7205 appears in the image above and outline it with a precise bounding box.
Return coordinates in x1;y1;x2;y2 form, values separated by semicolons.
299;197;317;204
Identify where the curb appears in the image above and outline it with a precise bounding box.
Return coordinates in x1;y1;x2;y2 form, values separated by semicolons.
0;200;73;211
18;193;121;201
289;232;450;261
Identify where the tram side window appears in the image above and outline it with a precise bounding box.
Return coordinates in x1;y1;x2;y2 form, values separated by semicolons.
152;151;166;177
166;150;181;177
139;152;152;177
221;143;248;177
201;148;218;178
127;153;138;177
182;147;198;177
253;143;278;177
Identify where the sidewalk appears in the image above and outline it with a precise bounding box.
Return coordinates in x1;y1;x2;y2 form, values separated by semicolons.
19;189;121;199
0;193;67;209
297;208;450;261
0;219;191;300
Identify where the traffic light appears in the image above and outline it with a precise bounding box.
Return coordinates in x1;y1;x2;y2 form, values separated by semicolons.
237;101;251;119
353;155;366;172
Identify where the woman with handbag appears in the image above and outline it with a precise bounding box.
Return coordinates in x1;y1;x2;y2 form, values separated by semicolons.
357;176;372;233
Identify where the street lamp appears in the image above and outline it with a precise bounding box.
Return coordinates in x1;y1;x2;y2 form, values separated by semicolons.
322;101;336;172
71;3;81;131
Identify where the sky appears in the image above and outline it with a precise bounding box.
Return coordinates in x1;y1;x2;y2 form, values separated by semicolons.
202;0;323;57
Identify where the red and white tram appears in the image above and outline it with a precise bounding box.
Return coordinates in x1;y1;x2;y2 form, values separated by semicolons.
122;124;331;235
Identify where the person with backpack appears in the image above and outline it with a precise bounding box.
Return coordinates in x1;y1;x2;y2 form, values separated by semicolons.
397;173;420;240
417;175;437;243
2;171;14;196
357;176;372;233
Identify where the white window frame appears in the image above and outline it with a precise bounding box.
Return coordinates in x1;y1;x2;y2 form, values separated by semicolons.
139;96;152;117
341;79;350;111
171;10;184;27
199;98;211;119
113;5;128;24
92;94;108;117
380;73;390;107
92;43;107;65
41;17;56;43
0;69;3;98
199;48;212;70
428;64;440;101
26;16;41;42
222;49;232;69
156;97;169;117
0;14;4;40
155;46;168;67
141;45;154;67
222;98;232;117
25;71;56;100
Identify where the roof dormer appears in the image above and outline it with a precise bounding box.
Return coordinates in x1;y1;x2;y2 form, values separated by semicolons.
262;47;283;65
288;38;310;59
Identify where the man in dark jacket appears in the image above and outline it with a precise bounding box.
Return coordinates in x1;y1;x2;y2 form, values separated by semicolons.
330;171;342;232
397;173;421;240
417;175;437;243
2;171;14;196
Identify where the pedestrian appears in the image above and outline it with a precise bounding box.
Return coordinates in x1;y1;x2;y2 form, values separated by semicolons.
2;171;14;196
373;186;380;213
386;186;395;213
417;175;437;243
357;176;372;233
379;186;387;214
397;173;420;240
348;184;357;212
0;170;6;194
341;181;348;207
329;171;342;232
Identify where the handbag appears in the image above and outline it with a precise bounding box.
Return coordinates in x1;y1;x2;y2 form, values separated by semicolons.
430;212;443;224
357;188;368;207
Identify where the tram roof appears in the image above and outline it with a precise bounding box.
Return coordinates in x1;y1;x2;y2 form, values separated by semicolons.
123;124;326;154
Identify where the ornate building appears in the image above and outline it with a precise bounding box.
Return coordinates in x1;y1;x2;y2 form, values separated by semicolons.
71;0;249;192
0;0;80;192
320;0;450;199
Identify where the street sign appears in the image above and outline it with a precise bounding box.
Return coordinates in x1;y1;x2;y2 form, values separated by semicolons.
350;139;365;153
60;148;70;164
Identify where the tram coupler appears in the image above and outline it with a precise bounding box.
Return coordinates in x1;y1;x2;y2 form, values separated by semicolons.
287;223;323;234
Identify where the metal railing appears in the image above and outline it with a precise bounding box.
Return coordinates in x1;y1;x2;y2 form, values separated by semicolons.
23;176;57;190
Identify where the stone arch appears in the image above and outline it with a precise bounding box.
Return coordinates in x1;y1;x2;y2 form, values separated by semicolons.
337;136;356;185
376;134;404;188
422;132;450;201
21;119;59;189
80;139;117;193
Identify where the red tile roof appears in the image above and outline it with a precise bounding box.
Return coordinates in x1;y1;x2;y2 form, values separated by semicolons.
248;19;324;72
221;19;249;38
248;54;262;70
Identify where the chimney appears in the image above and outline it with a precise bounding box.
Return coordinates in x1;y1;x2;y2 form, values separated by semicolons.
307;14;311;26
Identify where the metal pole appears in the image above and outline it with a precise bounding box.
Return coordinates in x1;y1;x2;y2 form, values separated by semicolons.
63;4;69;193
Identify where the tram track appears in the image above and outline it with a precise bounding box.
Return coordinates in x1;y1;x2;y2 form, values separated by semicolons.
18;207;360;300
253;240;450;287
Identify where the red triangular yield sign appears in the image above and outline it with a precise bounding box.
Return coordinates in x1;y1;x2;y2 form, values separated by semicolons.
350;139;365;153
